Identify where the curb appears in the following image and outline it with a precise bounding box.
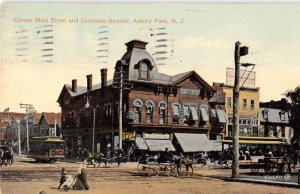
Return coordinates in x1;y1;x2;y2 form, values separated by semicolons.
226;177;300;188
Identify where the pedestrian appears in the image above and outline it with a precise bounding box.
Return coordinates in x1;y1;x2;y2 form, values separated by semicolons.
73;165;90;190
58;168;67;189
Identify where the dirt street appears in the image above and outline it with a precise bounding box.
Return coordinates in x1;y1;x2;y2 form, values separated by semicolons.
0;156;299;194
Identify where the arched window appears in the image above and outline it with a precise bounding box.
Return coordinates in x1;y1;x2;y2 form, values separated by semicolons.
133;100;142;123
159;102;167;124
140;62;149;79
146;101;154;123
172;103;180;124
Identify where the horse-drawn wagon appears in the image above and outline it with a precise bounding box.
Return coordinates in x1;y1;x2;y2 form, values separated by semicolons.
250;156;292;174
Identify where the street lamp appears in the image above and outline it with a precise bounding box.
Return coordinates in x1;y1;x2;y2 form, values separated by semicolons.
232;41;255;179
85;98;96;153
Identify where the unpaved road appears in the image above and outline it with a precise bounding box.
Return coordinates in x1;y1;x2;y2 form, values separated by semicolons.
0;156;299;194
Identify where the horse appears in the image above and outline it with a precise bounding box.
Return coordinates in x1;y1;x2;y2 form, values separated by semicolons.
0;149;7;166
5;149;14;165
174;156;193;176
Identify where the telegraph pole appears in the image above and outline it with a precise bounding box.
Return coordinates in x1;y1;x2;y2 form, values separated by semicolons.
232;41;241;178
232;41;254;179
119;63;124;150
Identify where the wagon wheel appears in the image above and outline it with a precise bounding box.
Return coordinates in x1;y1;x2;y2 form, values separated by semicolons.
137;163;148;175
159;165;168;176
281;163;290;174
168;164;178;177
147;164;160;176
264;163;273;174
250;163;259;173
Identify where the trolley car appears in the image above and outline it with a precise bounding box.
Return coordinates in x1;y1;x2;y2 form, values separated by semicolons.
29;136;65;163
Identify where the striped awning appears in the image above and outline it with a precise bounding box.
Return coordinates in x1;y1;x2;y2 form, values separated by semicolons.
135;136;148;150
190;107;199;121
200;107;209;121
144;139;175;152
216;109;228;123
221;140;284;145
174;133;215;152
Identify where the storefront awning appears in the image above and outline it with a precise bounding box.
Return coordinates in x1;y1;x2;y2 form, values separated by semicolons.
190;107;199;121
216;109;228;123
135;136;148;150
221;140;284;145
174;133;216;152
200;107;209;121
144;139;175;152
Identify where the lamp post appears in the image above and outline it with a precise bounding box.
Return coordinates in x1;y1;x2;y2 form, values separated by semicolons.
85;99;96;153
232;42;255;179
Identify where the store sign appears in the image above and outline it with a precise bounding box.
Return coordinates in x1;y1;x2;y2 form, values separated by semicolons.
180;88;200;96
122;132;136;141
144;133;170;140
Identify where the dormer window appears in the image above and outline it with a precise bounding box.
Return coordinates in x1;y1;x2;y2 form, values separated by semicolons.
280;111;285;121
140;63;148;79
263;109;269;119
137;59;153;80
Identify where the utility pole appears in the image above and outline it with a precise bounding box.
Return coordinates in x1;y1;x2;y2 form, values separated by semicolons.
119;62;124;150
232;41;241;178
17;120;21;155
92;108;95;153
232;41;255;179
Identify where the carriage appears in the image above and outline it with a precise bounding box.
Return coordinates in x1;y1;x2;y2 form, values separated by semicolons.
137;160;177;177
136;154;193;177
250;156;292;174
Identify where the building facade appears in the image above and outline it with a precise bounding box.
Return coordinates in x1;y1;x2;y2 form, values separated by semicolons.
4;112;61;154
213;82;260;138
58;40;228;157
260;99;294;144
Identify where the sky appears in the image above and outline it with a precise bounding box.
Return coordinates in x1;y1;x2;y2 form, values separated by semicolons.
0;2;300;113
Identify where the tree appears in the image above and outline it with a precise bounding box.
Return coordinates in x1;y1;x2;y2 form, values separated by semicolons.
285;86;300;165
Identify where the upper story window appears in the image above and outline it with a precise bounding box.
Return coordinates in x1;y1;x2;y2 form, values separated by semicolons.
146;101;154;123
137;59;153;80
133;100;142;123
251;100;255;109
243;99;247;108
140;63;148;79
159;102;167;124
172;103;180;124
280;111;286;121
227;97;232;108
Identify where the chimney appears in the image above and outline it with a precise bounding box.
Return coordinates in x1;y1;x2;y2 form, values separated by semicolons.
101;68;107;87
125;39;148;51
86;74;92;91
72;79;77;93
